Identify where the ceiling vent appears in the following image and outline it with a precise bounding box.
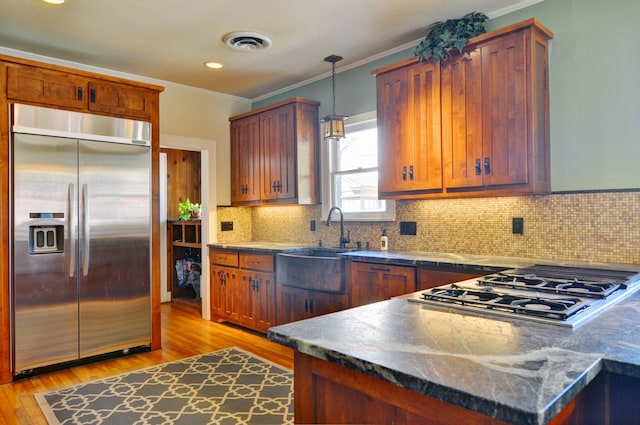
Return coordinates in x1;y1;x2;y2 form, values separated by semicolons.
223;32;272;52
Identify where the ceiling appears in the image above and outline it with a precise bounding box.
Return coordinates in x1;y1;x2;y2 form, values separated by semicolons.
0;0;531;100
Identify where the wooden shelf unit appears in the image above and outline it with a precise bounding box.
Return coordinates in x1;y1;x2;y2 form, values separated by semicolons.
169;220;202;310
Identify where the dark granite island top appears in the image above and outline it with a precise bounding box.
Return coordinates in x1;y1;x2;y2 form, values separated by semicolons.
268;285;640;424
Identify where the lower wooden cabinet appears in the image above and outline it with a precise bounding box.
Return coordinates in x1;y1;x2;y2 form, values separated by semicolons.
418;266;491;290
350;261;416;307
210;265;238;322
239;270;275;332
276;285;349;324
209;248;275;333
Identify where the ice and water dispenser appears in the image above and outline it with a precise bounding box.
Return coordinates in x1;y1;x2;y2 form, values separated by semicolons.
28;213;65;254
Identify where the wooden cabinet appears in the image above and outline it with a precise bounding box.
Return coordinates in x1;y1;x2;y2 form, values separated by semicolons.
418;266;493;290
230;115;261;203
372;19;553;199
376;59;443;198
238;269;275;331
229;97;320;206
349;261;416;307
210;264;238;321
209;248;276;333
6;62;155;120
169;221;202;310
87;81;154;120
6;63;87;110
276;285;349;324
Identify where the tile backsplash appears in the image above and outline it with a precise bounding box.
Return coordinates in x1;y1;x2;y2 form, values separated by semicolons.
217;191;640;265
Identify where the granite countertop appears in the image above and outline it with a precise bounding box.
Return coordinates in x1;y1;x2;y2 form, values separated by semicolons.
207;241;312;252
268;271;640;425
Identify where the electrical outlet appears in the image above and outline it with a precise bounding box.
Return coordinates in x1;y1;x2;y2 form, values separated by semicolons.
310;220;316;231
399;221;417;235
512;217;524;235
221;221;234;232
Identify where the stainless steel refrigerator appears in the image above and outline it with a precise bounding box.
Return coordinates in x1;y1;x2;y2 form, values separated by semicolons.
11;104;151;376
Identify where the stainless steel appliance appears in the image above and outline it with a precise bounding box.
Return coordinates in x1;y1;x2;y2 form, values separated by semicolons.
408;265;640;327
11;104;151;376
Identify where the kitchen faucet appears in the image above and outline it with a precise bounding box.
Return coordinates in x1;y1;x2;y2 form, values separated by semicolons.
326;206;350;248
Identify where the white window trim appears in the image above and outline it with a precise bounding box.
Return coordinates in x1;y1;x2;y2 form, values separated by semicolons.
321;111;396;222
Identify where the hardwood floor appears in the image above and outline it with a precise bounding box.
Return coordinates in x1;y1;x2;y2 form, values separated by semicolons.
0;303;294;425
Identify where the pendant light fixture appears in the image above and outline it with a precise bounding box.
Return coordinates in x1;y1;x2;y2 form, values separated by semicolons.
322;55;347;141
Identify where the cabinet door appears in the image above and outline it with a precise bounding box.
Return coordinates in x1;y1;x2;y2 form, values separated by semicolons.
351;262;416;307
239;271;275;331
210;265;238;321
377;62;442;196
6;63;87;110
230;115;261;203
441;50;484;188
87;81;154;120
277;285;309;324
260;104;296;201
308;291;349;318
479;31;528;187
377;67;410;194
276;285;349;325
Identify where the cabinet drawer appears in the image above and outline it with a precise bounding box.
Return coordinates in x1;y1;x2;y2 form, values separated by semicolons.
209;249;239;267
240;254;274;272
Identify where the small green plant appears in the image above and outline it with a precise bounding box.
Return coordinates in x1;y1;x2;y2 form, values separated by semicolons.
414;12;488;64
178;198;201;221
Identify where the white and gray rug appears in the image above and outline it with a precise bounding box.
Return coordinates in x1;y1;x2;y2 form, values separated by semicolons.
35;347;293;425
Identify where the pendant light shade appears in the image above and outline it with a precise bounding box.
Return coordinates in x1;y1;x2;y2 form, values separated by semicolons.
322;55;347;141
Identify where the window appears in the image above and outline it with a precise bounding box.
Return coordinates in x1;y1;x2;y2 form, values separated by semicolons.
322;111;395;221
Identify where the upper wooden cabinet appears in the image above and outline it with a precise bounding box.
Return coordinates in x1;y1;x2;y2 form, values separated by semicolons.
230;115;261;203
376;60;443;197
229;97;320;206
372;19;553;199
6;62;156;121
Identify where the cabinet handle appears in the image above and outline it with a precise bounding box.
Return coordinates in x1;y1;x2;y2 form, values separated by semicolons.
409;165;414;181
484;157;491;174
90;88;96;103
370;266;391;272
475;158;481;175
77;87;83;101
402;166;407;181
304;298;309;312
309;299;314;313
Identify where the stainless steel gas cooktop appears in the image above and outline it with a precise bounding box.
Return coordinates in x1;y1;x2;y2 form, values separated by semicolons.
408;265;640;327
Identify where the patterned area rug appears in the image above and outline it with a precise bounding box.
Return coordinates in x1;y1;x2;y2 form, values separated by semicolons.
35;347;293;425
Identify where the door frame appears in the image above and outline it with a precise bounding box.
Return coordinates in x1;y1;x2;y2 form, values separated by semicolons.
160;134;216;320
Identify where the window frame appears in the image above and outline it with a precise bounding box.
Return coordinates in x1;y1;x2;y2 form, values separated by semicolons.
321;110;396;222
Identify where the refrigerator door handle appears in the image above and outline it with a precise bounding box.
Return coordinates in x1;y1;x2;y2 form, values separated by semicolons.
68;183;75;278
82;183;90;277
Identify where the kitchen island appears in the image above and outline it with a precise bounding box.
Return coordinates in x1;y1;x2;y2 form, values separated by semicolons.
268;280;640;424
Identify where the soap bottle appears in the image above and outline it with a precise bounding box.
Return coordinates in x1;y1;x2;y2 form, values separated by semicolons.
380;229;388;251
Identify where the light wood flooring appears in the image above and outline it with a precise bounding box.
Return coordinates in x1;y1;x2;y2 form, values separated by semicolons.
0;303;294;424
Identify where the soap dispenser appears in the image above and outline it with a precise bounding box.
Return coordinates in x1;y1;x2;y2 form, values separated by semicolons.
380;229;388;251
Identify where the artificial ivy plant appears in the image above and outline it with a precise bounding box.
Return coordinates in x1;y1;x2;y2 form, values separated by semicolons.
414;12;488;63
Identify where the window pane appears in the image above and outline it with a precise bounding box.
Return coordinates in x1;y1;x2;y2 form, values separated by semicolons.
335;171;384;213
337;127;377;171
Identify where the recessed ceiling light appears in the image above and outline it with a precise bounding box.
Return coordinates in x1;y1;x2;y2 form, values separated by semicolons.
41;0;65;4
204;61;223;70
223;31;272;52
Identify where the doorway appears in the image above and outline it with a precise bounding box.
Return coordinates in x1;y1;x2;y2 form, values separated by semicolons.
160;134;216;320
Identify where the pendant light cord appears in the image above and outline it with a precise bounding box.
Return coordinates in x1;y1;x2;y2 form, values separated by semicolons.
331;61;337;116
